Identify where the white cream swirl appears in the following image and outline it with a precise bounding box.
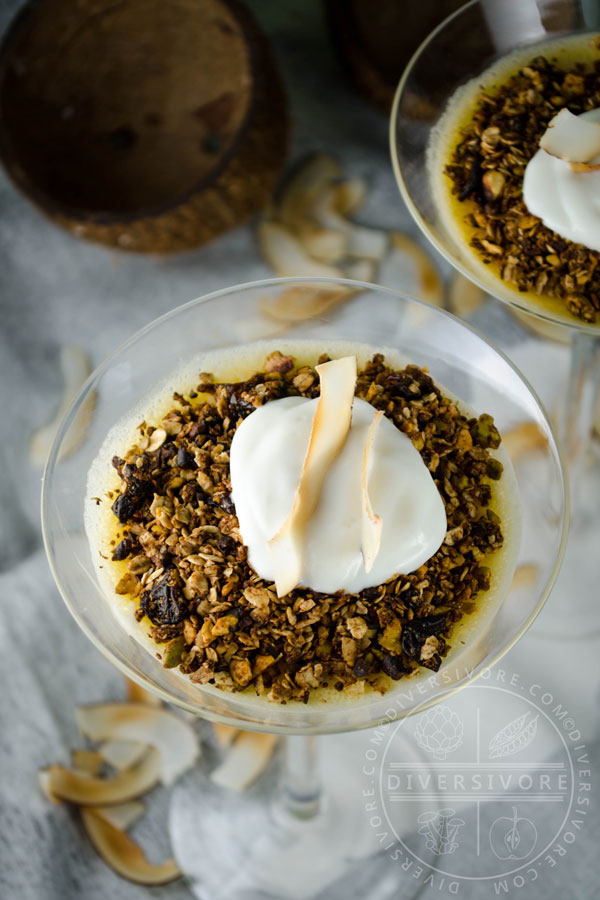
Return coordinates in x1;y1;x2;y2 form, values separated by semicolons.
523;109;600;253
229;395;447;594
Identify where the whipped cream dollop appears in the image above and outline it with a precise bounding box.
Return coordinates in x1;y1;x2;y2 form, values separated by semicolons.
229;395;447;594
523;109;600;252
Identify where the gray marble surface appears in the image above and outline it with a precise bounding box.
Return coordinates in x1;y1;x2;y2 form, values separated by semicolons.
1;1;599;899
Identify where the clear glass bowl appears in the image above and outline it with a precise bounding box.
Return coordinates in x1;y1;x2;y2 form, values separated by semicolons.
41;277;568;735
390;0;600;335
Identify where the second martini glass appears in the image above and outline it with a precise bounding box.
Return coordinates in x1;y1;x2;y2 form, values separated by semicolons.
42;278;566;897
391;0;597;636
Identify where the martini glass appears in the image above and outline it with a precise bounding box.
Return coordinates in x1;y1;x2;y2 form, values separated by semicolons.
391;0;598;636
42;277;566;898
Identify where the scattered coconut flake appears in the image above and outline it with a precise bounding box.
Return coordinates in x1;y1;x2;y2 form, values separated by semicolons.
268;356;357;597
331;177;368;216
258;221;343;278
313;190;388;260
76;703;199;787
390;234;444;307
212;723;240;749
71;749;103;777
540;108;600;163
258;285;353;322
99;740;148;771
502;422;548;460
447;272;485;318
81;808;181;885
124;677;162;707
211;733;278;792
361;411;384;573
295;222;347;263
511;563;539;591
92;800;146;831
29;345;94;468
344;258;376;282
277;154;342;229
39;770;61;804
39;748;161;805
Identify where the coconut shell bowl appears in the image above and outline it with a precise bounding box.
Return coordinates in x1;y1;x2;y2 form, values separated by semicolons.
0;0;288;253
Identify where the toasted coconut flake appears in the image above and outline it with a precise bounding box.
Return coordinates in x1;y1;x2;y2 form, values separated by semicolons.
447;272;485;319
361;411;384;573
71;749;103;777
332;177;368;216
92;800;145;831
29;345;94;468
258;221;343;278
124;677;162;707
569;160;600;173
81;808;181;885
268;356;357;597
540;108;600;163
295;222;347;263
511;563;539;591
99;740;148;771
211;733;278;792
40;748;160;805
39;770;61;803
212;723;239;749
503;423;548;460
277;154;342;228
313;191;387;260
259;285;353;322
76;703;199;786
390;234;444;307
344;258;376;283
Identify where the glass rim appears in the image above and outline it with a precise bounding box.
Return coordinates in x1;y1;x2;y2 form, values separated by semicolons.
389;0;600;337
41;275;570;734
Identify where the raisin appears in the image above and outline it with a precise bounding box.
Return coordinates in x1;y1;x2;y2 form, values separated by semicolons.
176;448;196;468
401;613;447;661
139;573;185;625
112;537;133;561
111;475;152;522
381;653;408;680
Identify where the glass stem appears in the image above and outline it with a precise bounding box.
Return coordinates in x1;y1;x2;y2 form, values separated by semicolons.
276;735;322;821
560;330;600;504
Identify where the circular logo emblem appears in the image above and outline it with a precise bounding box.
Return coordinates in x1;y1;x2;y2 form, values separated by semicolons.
362;668;590;894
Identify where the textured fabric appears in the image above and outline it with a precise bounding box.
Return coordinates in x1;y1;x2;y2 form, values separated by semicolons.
0;2;598;899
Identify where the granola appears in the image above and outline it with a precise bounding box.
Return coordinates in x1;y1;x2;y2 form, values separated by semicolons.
445;55;600;323
104;351;505;703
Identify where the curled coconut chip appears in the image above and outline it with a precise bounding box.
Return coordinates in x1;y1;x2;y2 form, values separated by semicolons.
212;723;240;749
390;234;444;307
447;272;485;319
511;563;539;591
39;747;161;805
502;422;548;461
92;800;146;831
99;740;148;771
540;108;600;169
76;703;199;787
311;189;388;260
258;221;342;279
211;733;278;792
268;356;357;597
276;153;342;229
81;808;181;885
361;411;384;573
331;176;368;216
71;748;103;777
259;285;353;323
29;345;94;468
125;677;162;707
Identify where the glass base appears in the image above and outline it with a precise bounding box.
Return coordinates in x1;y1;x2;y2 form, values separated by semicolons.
169;732;437;900
535;446;600;640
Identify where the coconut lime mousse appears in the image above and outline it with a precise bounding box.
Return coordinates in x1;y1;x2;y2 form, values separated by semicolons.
86;343;520;703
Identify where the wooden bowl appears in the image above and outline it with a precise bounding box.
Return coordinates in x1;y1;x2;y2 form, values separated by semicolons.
0;0;288;253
